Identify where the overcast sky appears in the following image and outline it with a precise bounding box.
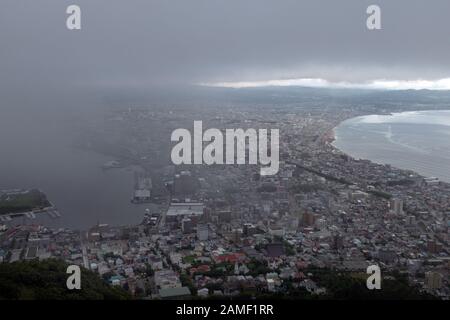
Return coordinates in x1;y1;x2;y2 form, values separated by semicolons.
1;0;450;95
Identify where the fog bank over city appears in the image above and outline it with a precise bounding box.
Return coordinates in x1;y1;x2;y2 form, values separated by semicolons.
2;0;450;105
1;0;450;303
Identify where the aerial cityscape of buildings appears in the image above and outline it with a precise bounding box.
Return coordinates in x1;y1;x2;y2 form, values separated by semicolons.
1;98;448;299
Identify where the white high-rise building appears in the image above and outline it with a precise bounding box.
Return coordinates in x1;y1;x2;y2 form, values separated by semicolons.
389;198;404;215
197;224;209;241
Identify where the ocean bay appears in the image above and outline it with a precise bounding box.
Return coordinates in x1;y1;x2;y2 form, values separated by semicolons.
333;110;450;183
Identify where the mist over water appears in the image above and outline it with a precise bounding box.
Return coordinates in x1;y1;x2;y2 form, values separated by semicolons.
3;90;450;230
0;101;151;229
334;110;450;182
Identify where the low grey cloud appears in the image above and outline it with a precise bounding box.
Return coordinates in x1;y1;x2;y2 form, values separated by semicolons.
1;0;450;98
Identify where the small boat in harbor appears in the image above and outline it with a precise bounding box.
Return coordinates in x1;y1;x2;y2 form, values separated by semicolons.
102;160;123;170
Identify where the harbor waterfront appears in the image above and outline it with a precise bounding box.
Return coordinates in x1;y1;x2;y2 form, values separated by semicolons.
1;101;449;299
333;110;450;183
2;0;450;304
0;105;158;230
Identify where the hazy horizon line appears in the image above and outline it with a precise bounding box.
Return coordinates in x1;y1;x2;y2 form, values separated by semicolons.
200;78;450;91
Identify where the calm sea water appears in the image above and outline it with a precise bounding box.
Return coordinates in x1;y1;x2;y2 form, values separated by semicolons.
0;105;152;229
333;110;450;183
